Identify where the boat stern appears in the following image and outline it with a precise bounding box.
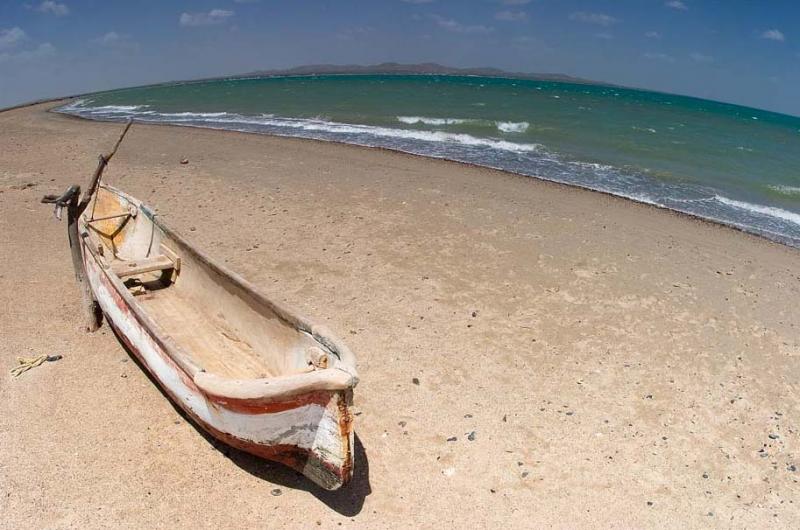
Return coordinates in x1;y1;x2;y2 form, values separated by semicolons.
288;388;355;490
199;385;356;490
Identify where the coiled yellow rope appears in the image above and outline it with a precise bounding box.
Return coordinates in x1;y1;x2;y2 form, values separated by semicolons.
10;354;60;377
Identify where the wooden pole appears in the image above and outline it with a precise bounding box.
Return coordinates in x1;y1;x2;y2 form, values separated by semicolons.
83;120;132;219
68;186;102;331
42;185;101;331
42;120;133;332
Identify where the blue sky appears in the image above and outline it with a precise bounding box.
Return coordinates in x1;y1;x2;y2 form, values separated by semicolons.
1;1;798;115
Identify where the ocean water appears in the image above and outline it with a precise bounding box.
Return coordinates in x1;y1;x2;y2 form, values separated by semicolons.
57;75;800;248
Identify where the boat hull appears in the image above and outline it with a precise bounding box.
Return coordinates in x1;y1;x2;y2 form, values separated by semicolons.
83;245;354;490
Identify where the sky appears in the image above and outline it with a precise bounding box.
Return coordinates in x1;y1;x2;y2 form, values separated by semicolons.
1;0;799;115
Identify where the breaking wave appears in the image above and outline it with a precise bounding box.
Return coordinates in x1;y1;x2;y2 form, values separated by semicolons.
83;104;149;113
769;185;800;196
60;102;541;154
397;115;530;134
397;116;470;125
714;195;800;227
497;121;529;133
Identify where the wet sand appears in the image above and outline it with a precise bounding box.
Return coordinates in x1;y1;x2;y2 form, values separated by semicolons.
1;102;798;529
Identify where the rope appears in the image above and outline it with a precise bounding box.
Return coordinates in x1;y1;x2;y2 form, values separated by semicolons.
10;354;61;377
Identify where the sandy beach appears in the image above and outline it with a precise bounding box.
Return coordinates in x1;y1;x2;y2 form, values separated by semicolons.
1;102;798;528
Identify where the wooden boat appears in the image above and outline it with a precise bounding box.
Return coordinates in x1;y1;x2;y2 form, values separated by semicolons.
42;123;358;490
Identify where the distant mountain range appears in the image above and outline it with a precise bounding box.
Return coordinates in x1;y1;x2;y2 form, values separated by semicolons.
226;62;609;86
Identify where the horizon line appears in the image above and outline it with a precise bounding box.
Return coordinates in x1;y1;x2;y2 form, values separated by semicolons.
2;63;798;120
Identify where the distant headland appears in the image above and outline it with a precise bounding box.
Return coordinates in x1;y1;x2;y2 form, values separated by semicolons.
223;62;610;86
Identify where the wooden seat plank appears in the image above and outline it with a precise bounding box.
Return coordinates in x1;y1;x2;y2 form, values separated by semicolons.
111;255;174;278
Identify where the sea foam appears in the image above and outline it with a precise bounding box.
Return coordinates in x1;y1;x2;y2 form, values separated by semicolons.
496;121;529;133
714;195;800;226
398;116;531;134
65;104;541;154
397;116;469;125
769;185;800;196
86;104;149;113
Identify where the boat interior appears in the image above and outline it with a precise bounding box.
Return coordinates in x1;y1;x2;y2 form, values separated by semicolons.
83;185;335;380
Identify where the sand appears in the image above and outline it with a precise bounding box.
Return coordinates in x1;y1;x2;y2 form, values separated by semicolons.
1;102;798;529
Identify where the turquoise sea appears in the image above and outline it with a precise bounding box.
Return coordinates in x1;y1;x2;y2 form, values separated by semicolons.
57;75;800;247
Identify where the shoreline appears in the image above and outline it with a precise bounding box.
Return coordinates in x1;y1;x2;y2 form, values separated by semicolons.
3;101;799;528
47;101;799;254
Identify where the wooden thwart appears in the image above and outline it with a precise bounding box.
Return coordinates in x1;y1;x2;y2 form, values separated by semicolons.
111;254;175;278
158;243;181;272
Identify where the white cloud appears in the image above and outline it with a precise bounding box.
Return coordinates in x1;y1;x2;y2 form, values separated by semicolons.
0;27;27;49
90;31;138;50
665;1;687;10
0;42;55;63
569;12;617;26
94;31;122;45
595;32;613;40
20;42;55;59
36;1;69;16
179;9;235;27
761;29;785;42
495;10;527;22
430;15;493;34
643;52;675;62
645;31;661;39
690;52;714;63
